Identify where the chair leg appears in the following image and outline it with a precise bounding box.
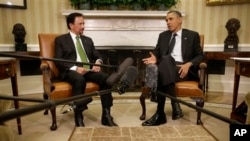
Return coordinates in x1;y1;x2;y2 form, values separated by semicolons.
50;107;58;131
43;93;48;115
195;98;204;125
139;87;151;120
139;94;146;120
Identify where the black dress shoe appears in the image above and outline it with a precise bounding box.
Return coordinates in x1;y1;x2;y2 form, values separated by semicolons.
172;111;184;120
142;113;167;126
101;116;118;126
171;102;184;120
101;108;118;126
74;110;85;127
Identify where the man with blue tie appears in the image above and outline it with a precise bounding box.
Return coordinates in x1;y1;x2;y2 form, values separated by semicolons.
54;12;117;127
142;10;204;126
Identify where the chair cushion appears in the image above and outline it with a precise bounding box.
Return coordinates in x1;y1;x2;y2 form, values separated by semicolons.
84;82;100;93
50;82;72;99
175;81;203;97
50;82;99;99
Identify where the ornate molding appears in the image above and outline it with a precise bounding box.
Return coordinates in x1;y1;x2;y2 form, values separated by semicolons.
62;10;183;18
61;10;180;46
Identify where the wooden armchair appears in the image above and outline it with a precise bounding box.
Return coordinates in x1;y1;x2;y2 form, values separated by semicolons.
38;33;99;131
139;35;206;125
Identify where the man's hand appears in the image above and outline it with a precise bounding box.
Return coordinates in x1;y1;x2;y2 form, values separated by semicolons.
76;67;89;75
177;62;192;78
91;60;101;72
142;52;157;65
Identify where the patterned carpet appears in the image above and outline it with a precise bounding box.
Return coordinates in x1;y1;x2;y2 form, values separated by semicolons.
4;92;235;141
69;125;217;141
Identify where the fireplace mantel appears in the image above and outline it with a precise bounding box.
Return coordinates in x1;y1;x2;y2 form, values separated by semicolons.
62;10;185;18
61;10;185;48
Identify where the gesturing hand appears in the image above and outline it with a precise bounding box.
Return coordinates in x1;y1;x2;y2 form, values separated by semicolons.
142;52;157;65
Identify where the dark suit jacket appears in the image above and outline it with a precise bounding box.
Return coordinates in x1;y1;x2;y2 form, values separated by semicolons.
54;33;103;79
153;29;204;84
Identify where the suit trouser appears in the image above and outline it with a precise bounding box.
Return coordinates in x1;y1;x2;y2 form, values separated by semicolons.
64;70;113;111
156;55;191;113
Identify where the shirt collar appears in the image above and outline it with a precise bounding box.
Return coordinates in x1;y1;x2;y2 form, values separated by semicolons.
174;29;182;37
69;31;78;39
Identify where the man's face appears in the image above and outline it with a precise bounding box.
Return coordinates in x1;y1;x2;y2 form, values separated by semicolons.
70;16;85;35
165;13;182;33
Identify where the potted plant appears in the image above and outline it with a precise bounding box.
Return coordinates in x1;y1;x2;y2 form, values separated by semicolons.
154;0;180;10
79;0;91;10
69;0;180;10
69;0;80;9
69;0;91;9
130;0;145;11
117;0;131;10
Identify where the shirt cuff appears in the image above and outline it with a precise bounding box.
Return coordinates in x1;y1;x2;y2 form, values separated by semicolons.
70;66;77;71
96;59;103;64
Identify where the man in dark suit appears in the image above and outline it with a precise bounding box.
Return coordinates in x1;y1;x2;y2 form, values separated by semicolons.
142;10;204;126
54;12;117;127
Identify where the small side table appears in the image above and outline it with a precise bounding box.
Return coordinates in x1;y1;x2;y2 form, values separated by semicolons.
230;57;250;123
0;57;21;134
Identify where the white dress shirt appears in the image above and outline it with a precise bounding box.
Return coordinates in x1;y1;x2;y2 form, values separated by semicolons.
171;30;183;63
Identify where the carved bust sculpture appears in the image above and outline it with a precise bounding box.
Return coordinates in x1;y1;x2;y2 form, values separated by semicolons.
224;18;241;45
12;23;26;44
224;18;240;52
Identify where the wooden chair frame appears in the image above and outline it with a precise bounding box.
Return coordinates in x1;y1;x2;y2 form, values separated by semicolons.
38;33;99;130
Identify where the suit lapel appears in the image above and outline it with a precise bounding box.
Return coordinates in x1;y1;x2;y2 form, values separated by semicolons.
163;32;172;55
66;33;76;52
181;30;188;58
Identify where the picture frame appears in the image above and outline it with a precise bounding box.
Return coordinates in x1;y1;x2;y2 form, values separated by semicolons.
0;0;27;9
206;0;250;6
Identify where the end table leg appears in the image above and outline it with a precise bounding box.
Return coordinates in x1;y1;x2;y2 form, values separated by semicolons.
11;75;22;135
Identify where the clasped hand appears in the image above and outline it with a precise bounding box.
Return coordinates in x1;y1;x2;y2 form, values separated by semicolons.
76;60;101;75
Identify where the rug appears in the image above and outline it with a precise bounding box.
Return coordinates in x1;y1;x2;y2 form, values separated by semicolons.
69;125;217;141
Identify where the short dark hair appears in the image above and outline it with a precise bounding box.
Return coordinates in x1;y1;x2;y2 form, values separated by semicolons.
66;12;84;29
167;10;182;17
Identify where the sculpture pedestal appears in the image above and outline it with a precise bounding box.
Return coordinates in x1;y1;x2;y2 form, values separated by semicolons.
224;43;238;52
15;43;27;51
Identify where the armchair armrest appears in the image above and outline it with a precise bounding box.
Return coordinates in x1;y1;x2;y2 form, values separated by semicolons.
198;62;207;91
40;61;55;96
